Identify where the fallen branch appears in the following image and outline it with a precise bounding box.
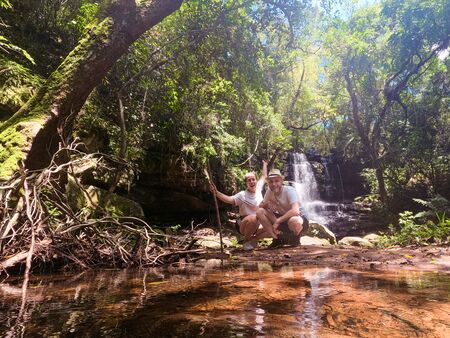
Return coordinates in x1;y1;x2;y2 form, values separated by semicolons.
0;239;52;272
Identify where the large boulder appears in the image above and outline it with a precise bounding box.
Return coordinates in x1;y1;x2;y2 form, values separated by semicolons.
66;175;89;211
66;176;144;218
195;235;233;249
339;236;374;248
86;186;145;218
363;233;382;245
70;156;100;184
127;150;224;225
300;236;331;246
305;222;337;244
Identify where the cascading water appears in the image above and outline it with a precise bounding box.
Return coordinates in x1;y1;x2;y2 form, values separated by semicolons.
285;152;383;237
291;153;319;203
285;153;329;224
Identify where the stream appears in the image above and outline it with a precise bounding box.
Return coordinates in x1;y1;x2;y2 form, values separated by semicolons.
1;261;449;337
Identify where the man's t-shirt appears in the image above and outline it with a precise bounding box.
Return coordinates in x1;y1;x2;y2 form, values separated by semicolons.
262;185;300;215
232;180;264;216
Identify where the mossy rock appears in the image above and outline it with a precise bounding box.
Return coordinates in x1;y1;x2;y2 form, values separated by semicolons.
339;236;374;248
66;176;144;218
306;222;337;244
0;120;42;180
66;175;89;211
363;233;382;244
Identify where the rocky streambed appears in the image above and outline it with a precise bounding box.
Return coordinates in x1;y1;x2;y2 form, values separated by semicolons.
192;224;450;273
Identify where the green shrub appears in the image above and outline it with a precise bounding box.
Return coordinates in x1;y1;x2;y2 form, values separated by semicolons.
382;210;450;246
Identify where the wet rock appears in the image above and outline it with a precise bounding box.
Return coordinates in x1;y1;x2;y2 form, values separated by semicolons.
339;236;374;248
306;222;337;244
195;235;233;249
300;236;331;246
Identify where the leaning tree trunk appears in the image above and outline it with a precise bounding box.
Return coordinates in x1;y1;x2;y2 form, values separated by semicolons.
0;0;183;180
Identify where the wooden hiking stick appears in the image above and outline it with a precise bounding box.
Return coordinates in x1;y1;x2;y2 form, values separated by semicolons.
204;166;224;254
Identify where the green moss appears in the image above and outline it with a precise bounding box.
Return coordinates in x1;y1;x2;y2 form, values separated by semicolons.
0;16;115;180
0;125;26;179
66;180;145;218
66;176;89;210
54;17;114;73
0;117;44;180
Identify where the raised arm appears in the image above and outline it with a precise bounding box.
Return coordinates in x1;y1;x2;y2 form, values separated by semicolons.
209;183;235;205
256;160;268;194
259;160;267;181
261;160;268;179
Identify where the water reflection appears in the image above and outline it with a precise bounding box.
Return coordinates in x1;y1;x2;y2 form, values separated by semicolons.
0;263;449;337
296;268;333;338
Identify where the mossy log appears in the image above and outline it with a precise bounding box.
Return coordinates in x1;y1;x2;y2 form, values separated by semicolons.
0;0;183;180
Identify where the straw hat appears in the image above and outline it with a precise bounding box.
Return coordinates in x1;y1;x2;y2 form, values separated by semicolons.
267;169;284;179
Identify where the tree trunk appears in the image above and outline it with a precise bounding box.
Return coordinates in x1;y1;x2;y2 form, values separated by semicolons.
0;0;183;180
374;162;387;203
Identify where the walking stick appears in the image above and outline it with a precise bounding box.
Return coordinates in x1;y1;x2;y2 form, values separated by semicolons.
204;166;224;254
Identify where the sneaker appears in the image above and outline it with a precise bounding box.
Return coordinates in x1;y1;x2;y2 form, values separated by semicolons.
268;238;283;249
288;232;301;246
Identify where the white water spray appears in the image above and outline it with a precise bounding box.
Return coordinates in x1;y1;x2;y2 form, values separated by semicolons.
287;153;331;224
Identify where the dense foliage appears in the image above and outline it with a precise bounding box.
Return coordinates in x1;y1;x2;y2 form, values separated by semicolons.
1;0;449;248
381;196;450;246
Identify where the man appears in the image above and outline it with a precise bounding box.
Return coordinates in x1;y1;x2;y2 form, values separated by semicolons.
256;169;309;246
210;160;268;250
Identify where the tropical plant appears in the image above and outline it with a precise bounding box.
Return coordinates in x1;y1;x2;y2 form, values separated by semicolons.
382;196;450;246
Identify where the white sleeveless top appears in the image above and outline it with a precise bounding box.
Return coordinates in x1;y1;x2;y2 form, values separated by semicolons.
231;180;264;216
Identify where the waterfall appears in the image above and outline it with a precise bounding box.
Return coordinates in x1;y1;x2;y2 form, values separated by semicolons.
322;157;333;199
283;152;371;237
288;153;319;205
285;153;326;223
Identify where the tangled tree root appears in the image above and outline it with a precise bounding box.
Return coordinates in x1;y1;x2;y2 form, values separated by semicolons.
0;141;207;275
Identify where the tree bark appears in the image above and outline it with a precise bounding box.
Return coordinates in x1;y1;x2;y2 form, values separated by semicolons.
0;0;183;180
374;161;387;203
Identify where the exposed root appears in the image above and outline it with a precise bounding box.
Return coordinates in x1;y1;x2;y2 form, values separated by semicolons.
0;140;205;276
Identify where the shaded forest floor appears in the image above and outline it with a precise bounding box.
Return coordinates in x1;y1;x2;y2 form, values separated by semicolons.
232;245;450;273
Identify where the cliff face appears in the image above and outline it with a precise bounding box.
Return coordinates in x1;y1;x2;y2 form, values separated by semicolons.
128;152;213;225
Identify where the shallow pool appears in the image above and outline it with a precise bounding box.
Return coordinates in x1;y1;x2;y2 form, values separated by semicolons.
1;261;449;337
